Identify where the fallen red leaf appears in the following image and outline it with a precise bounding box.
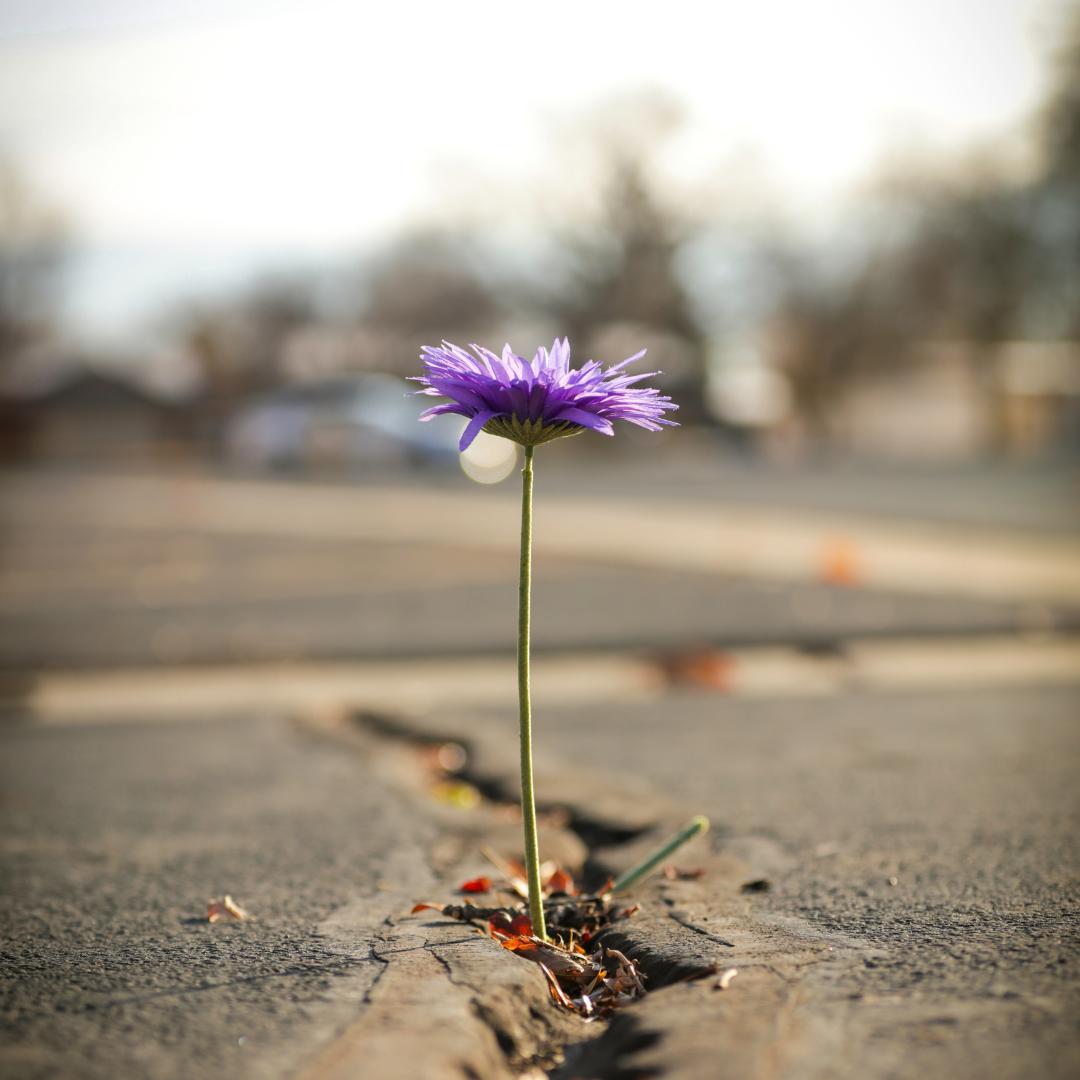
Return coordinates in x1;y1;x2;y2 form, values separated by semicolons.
459;876;492;894
410;902;445;914
489;911;533;939
663;650;735;691
544;867;576;896
498;934;538;953
820;537;861;586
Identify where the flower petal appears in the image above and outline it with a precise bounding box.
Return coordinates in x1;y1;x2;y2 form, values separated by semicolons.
459;409;496;451
416;338;678;444
551;407;615;435
419;402;468;421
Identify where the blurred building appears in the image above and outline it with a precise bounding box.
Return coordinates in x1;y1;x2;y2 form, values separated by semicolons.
0;365;196;465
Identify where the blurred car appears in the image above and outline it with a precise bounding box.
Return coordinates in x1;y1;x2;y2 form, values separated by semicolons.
225;373;463;472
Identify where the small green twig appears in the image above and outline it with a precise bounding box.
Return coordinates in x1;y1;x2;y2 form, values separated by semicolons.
610;816;710;895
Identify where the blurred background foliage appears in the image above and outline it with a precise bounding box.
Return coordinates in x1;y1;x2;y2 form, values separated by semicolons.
0;1;1077;471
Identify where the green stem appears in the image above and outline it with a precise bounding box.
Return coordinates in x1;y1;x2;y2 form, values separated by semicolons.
610;816;710;895
518;445;547;941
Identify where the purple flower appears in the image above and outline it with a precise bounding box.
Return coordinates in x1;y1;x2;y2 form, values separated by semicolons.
414;338;679;452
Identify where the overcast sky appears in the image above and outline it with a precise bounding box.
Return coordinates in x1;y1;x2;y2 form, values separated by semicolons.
0;0;1069;334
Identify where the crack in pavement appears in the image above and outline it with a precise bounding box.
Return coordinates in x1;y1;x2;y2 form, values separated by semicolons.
665;910;737;948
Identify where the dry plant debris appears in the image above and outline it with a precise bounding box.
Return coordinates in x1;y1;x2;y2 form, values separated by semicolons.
459;875;493;894
662;864;706;881
206;895;251;923
411;855;647;1020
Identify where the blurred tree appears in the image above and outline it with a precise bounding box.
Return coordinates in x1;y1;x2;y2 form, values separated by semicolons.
542;93;708;420
766;243;907;439
0;156;69;371
361;233;498;344
1041;7;1080;186
764;12;1080;453
1032;8;1080;339
180;273;318;442
342;232;503;379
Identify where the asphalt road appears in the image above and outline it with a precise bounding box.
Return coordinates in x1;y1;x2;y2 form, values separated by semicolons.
2;463;1077;1078
4;682;1077;1079
455;681;1080;1078
2;526;1046;671
535;440;1080;537
3;469;1075;672
0;711;439;1080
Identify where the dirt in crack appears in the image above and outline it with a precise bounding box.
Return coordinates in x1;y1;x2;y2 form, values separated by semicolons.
353;708;651;850
412;858;648;1021
352;707;720;1034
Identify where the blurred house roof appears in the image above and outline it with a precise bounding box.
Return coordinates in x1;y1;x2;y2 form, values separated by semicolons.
1;350;185;410
28;368;180;410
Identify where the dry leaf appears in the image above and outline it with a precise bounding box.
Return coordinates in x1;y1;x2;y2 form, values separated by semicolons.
659;649;735;690
544;867;576;895
489;911;533;938
207;895;250;923
539;964;575;1009
459;876;492;895
480;847;530;898
410;902;446;915
662;864;706;881
820;537;861;586
414;863;646;1019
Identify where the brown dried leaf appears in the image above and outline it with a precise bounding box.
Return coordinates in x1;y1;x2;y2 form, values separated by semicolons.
660;649;735;690
544;867;576;896
538;963;575;1009
479;847;529;898
489;912;533;938
410;902;446;915
662;864;706;880
820;537;861;586
207;895;251;923
501;936;594;980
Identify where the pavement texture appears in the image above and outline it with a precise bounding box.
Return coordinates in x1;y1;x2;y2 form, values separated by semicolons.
400;682;1080;1079
0;702;649;1080
0;710;444;1080
534;442;1080;537
2;463;1079;1079
2;469;1078;672
7;678;1075;1079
